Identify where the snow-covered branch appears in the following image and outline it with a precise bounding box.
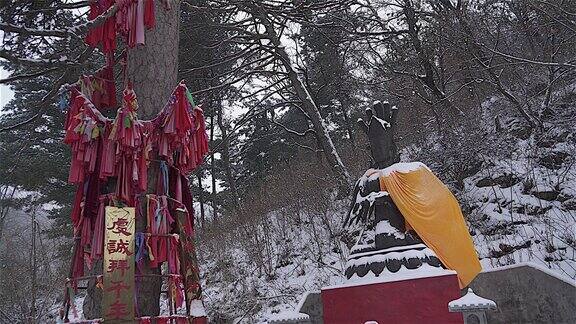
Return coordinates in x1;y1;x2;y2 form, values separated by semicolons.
271;118;316;137
480;44;576;69
2;3;118;40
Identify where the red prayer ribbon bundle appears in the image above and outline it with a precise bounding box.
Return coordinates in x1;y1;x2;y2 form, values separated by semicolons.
64;81;207;207
107;88;150;204
64;89;109;185
145;194;174;268
152;84;210;174
64;81;209;318
86;0;117;53
86;0;157;53
78;64;117;111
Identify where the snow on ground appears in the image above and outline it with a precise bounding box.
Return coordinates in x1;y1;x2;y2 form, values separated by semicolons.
197;203;349;323
461;131;576;280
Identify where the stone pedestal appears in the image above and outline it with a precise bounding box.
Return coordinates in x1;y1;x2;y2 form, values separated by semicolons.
321;271;463;324
345;191;444;280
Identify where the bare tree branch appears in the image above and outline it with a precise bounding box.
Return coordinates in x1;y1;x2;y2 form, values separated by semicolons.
2;1;117;41
480;44;576;69
0;50;79;68
271;118;316;137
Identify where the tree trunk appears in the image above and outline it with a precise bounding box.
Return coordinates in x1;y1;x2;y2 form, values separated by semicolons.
0;186;16;244
402;0;461;120
127;0;181;316
128;2;181;119
216;103;241;213
209;108;218;222
83;1;181;318
197;173;206;228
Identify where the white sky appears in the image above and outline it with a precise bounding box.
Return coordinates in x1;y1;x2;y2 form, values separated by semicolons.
0;30;15;110
0;68;15;110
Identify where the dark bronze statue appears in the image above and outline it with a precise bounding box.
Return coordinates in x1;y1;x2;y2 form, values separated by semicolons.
357;101;400;169
343;101;443;280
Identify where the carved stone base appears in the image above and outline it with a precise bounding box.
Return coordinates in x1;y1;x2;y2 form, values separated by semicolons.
345;243;444;280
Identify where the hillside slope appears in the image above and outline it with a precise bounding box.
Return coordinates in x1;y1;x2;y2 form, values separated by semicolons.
199;88;576;323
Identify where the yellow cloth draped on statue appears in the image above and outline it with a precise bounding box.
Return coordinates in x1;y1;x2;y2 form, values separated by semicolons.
378;164;481;288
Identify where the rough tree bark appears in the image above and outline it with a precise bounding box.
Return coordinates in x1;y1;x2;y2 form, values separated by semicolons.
128;2;180;118
209;110;218;222
127;0;181;316
196;173;206;228
0;186;16;244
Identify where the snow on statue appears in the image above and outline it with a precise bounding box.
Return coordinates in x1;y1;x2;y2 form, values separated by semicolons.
345;100;481;288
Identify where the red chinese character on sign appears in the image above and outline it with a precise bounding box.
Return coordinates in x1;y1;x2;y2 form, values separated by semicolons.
106;240;117;254
107;259;130;276
106;280;130;299
107;239;133;255
105;299;129;319
107;217;131;236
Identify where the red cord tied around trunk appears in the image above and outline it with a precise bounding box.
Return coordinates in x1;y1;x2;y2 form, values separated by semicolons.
156;317;168;324
138;315;190;324
138;317;151;324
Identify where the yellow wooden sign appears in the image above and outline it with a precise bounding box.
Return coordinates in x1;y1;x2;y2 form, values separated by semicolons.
103;206;135;323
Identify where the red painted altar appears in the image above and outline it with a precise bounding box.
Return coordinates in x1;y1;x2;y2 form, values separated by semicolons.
322;270;463;324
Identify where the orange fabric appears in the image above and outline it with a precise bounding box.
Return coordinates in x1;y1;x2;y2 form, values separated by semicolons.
379;166;481;288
